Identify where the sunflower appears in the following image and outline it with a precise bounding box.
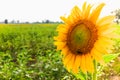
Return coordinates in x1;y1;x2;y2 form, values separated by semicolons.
54;2;116;74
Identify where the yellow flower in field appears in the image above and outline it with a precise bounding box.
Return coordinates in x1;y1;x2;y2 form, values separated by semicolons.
54;2;116;74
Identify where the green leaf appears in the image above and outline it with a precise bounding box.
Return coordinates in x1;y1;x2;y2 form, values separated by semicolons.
75;74;86;80
74;70;87;80
103;53;120;63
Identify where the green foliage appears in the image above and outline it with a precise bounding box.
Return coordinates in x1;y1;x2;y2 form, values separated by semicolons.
103;53;120;63
75;71;92;80
0;24;76;80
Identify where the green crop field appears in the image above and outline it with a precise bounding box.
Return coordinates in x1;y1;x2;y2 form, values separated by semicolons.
0;24;76;80
0;24;119;80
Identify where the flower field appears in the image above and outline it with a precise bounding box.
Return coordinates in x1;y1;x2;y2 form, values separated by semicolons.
0;24;119;80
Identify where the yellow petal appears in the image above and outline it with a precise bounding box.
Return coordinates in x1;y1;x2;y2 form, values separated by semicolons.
61;46;70;57
84;54;90;72
100;32;120;38
57;24;69;34
71;55;77;73
60;16;72;25
72;55;81;74
95;39;114;53
88;53;94;73
85;53;94;73
91;48;105;64
98;36;115;46
80;54;86;73
83;3;92;19
82;2;87;19
97;16;115;27
54;33;67;41
89;3;105;23
54;42;66;50
98;24;113;34
70;6;82;21
64;54;75;72
63;53;73;66
94;41;108;54
100;26;116;35
82;2;87;12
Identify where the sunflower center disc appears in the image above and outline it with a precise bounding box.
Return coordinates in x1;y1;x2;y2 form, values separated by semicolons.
69;24;93;54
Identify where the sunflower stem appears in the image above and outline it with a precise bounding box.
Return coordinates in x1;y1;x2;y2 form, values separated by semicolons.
92;60;97;80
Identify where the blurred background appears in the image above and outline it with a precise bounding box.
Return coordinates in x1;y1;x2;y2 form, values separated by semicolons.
0;0;120;80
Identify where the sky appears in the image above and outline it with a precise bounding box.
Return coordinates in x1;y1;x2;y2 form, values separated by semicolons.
0;0;120;22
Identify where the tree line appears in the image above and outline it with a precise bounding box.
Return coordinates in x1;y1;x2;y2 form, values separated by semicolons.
2;19;62;24
2;9;120;24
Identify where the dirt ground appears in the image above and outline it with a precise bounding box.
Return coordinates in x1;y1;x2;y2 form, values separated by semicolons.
109;57;120;80
109;76;120;80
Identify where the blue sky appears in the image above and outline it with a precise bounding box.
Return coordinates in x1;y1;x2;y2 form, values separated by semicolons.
0;0;120;22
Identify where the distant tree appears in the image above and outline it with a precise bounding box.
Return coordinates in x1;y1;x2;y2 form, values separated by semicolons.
33;21;40;24
11;20;15;24
111;9;120;24
42;19;51;23
5;19;8;24
17;20;19;24
42;20;44;23
45;20;50;23
25;22;29;24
